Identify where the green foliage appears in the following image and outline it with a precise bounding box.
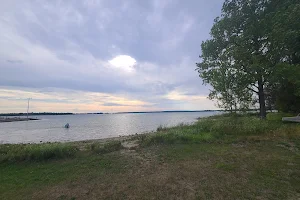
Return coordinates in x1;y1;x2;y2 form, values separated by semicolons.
274;81;300;113
196;0;300;116
0;143;79;162
90;141;123;154
266;0;300;113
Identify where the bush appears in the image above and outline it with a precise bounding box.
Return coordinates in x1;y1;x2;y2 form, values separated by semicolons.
90;141;123;154
0;143;79;163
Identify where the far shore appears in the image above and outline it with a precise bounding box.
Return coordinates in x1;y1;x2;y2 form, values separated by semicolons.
0;117;40;123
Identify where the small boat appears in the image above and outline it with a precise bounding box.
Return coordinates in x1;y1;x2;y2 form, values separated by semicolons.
64;123;70;128
282;113;300;123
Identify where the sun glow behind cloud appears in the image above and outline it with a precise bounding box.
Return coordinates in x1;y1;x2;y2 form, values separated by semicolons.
109;55;137;73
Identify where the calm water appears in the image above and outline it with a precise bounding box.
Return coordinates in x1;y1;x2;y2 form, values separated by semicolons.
0;112;219;144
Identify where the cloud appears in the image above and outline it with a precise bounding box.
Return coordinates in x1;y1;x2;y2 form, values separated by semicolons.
109;55;137;73
165;90;206;101
6;59;23;64
102;103;127;107
0;0;224;113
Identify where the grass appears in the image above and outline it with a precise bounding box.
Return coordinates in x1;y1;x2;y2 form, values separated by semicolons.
1;113;300;199
141;113;299;146
90;140;123;154
0;140;124;163
266;112;296;121
0;143;79;162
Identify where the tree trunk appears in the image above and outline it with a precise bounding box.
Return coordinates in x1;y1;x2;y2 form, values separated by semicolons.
258;77;267;119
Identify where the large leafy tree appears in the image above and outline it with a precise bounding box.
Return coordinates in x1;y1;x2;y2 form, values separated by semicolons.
197;0;300;117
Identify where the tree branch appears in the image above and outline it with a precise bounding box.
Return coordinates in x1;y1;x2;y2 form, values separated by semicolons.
250;83;259;89
247;87;259;94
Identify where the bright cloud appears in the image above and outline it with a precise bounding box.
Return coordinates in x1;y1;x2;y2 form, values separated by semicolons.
109;55;137;72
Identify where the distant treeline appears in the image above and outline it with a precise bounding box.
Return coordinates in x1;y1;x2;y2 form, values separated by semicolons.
0;112;74;116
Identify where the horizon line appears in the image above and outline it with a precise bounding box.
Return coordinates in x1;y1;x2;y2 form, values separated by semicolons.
0;109;225;115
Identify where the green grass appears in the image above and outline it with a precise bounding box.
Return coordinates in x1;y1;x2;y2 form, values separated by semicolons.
141;113;299;146
0;143;79;162
267;112;295;121
0;152;135;199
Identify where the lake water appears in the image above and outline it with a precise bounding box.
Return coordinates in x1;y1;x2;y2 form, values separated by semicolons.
0;112;219;144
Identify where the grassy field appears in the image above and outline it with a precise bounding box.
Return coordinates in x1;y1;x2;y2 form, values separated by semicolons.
1;113;300;200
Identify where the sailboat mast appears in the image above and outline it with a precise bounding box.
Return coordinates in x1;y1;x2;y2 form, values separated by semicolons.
27;98;31;119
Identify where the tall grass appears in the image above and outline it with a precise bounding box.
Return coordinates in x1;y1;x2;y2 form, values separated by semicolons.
196;116;281;136
0;140;124;163
0;143;79;163
141;114;295;146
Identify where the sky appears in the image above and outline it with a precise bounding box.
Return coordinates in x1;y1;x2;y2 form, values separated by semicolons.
0;0;224;113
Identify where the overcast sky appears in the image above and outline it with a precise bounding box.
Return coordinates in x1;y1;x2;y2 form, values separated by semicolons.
0;0;223;113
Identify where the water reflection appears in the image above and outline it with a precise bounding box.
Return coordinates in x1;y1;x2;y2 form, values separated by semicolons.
0;112;219;144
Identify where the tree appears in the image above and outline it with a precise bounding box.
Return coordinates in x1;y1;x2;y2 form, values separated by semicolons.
196;0;300;117
206;64;254;112
197;0;271;118
266;0;300;113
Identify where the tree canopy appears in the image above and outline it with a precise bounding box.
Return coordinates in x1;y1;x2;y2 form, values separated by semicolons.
197;0;300;117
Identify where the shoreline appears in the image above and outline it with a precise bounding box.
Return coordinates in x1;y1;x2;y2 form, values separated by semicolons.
0;131;157;146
